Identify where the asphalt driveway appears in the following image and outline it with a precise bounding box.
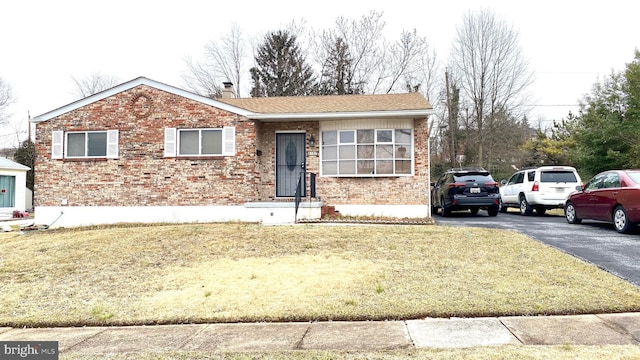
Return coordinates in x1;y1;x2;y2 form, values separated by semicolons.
435;210;640;287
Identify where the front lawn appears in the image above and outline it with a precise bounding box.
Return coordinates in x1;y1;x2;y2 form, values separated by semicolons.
1;223;639;327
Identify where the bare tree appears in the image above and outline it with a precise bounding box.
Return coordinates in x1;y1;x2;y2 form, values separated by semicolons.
70;72;119;99
409;37;440;102
382;30;428;94
312;12;440;98
185;12;439;99
449;9;533;168
326;11;387;94
0;77;14;124
183;23;248;98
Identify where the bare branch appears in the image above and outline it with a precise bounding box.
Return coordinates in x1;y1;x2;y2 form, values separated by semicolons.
0;77;15;124
70;72;119;99
449;8;534;167
182;23;248;98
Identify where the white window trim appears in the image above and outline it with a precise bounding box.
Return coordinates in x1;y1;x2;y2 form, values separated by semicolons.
165;127;235;157
56;130;118;159
320;128;414;177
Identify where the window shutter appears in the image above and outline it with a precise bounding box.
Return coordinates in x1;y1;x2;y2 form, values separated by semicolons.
222;126;235;156
164;128;177;157
52;131;63;159
106;130;119;159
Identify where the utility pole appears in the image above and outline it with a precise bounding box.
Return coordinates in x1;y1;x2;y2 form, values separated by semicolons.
28;111;31;142
445;70;456;169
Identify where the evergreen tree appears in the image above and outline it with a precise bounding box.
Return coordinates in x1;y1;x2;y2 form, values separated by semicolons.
250;30;316;97
317;38;361;95
570;51;640;177
14;139;35;191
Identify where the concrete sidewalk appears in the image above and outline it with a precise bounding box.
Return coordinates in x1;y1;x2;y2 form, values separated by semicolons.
1;313;639;355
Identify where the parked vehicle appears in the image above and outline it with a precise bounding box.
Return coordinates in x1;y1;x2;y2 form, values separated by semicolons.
431;168;500;217
565;170;640;234
500;166;582;216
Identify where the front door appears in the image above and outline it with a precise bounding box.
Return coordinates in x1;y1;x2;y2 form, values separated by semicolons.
0;175;15;207
276;133;306;197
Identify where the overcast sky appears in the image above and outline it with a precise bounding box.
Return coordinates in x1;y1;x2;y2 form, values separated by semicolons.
0;0;638;148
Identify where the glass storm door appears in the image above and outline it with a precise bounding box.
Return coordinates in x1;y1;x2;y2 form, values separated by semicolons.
276;133;306;197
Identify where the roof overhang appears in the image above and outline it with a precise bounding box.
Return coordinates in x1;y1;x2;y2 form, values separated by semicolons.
248;109;435;122
31;76;435;124
31;77;252;123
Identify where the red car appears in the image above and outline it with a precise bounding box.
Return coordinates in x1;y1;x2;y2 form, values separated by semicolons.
565;170;640;233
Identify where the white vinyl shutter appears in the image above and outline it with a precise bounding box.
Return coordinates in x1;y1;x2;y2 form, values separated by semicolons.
164;128;177;157
106;130;119;159
52;131;63;159
222;126;235;156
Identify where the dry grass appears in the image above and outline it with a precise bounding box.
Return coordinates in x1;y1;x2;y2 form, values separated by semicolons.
60;346;640;359
1;223;640;328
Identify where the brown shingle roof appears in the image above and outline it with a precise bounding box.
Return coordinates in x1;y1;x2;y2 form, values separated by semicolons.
217;92;432;114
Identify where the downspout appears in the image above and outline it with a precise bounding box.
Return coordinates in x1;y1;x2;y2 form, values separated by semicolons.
427;120;432;218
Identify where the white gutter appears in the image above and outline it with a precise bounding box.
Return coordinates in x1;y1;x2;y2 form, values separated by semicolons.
248;109;436;121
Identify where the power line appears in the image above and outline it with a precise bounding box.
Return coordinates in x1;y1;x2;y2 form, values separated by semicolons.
533;103;580;106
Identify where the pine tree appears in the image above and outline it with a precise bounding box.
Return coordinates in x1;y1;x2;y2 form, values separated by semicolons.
250;30;316;97
570;51;640;176
14;139;35;191
317;38;361;95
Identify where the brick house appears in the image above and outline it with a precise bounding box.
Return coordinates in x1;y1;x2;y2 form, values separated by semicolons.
32;77;434;228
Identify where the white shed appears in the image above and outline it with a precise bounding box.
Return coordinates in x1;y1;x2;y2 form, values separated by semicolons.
0;157;30;216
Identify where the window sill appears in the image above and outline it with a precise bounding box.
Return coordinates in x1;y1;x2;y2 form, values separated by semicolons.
61;158;110;162
173;156;226;160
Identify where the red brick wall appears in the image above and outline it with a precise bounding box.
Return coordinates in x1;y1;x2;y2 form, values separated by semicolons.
254;122;319;201
34;85;259;207
34;84;430;209
314;118;430;206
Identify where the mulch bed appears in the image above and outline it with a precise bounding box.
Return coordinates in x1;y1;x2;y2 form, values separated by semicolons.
298;217;435;225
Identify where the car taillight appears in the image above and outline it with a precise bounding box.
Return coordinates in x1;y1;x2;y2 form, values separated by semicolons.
531;181;539;192
448;183;466;188
485;182;498;187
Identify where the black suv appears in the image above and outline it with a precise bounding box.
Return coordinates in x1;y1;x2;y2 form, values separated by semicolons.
431;168;500;216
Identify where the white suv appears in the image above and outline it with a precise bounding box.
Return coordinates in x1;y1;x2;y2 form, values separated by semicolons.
499;166;582;216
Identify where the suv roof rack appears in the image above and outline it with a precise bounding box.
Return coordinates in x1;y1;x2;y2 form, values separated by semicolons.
447;167;487;172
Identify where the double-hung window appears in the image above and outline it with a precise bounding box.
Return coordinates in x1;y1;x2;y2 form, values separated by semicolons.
321;127;413;176
51;130;119;159
179;129;223;155
164;127;235;157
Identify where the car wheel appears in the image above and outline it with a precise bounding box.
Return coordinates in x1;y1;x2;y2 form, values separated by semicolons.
469;208;479;215
535;206;546;216
519;195;533;216
487;206;499;217
431;202;438;216
613;206;634;234
564;202;582;224
499;199;507;213
441;196;451;217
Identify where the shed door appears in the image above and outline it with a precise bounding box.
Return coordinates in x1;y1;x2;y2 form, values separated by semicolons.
0;175;16;208
276;133;306;197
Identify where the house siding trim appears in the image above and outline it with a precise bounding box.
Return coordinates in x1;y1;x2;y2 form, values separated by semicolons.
248;110;434;121
35;203;323;228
